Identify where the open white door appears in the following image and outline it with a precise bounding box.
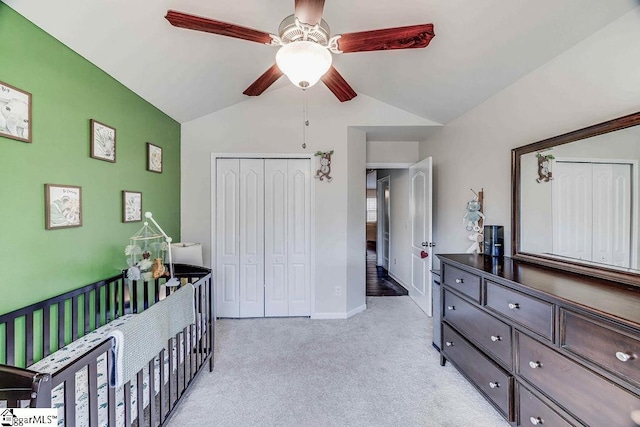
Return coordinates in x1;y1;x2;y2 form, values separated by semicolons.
376;176;390;269
410;157;433;316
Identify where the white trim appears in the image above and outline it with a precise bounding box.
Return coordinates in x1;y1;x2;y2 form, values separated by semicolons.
311;312;349;320
310;305;366;319
367;162;414;169
346;304;367;318
210;153;316;318
376;176;391;269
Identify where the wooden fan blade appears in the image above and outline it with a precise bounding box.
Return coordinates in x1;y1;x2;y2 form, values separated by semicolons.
295;0;326;26
337;24;435;53
165;10;273;44
243;64;284;96
321;66;357;102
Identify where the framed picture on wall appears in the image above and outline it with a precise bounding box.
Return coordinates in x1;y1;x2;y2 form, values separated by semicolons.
45;184;82;230
90;119;116;162
147;142;163;173
0;80;32;143
122;190;142;223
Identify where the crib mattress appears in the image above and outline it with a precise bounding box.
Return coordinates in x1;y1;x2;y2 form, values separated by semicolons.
28;315;206;427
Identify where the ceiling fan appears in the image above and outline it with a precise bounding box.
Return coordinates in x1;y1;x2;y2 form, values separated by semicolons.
165;0;435;102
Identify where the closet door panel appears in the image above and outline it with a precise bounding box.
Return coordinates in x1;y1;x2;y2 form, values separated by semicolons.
239;159;265;317
216;159;240;318
288;159;311;316
611;164;631;268
592;164;613;265
552;163;592;262
265;159;288;317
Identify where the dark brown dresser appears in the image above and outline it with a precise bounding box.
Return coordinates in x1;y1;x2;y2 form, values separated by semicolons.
438;254;640;427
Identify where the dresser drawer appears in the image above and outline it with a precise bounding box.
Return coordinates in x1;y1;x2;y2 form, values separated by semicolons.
443;264;481;303
561;309;640;387
444;290;512;369
443;323;513;420
486;281;553;340
518;383;574;427
517;332;640;426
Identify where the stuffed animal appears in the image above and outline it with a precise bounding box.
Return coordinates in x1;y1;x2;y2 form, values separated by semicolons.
466;232;484;253
314;150;334;182
151;257;169;279
463;198;485;231
536;153;554;183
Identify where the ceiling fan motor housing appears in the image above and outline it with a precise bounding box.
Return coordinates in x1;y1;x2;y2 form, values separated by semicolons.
278;14;331;44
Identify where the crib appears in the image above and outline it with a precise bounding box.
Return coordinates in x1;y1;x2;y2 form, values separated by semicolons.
0;264;213;426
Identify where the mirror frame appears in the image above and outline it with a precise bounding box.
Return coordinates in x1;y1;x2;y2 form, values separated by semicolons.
512;110;640;286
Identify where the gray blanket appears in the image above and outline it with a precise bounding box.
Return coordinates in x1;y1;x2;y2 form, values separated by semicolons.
108;283;195;387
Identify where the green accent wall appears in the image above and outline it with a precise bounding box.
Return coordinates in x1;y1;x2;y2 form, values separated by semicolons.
0;3;181;315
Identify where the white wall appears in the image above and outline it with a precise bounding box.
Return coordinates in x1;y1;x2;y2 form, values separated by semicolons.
367;141;419;165
347;128;367;315
377;169;412;289
420;7;640;268
181;85;437;317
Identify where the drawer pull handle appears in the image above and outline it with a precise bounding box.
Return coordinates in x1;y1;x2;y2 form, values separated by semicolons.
529;416;544;425
489;381;500;389
508;302;520;310
490;335;501;342
616;351;635;362
529;361;542;369
447;305;455;311
445;341;454;347
455;278;464;284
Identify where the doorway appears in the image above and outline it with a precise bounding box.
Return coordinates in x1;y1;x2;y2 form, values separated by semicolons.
365;170;408;296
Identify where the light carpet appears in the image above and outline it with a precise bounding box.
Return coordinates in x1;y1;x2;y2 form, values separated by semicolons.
168;296;509;427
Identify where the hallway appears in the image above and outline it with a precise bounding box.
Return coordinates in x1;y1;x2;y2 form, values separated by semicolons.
366;242;408;296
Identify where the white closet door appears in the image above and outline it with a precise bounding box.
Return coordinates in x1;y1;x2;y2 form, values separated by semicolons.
592;164;614;265
239;159;265;317
287;159;311;316
611;164;631;268
216;159;240;318
552;162;592;261
264;159;288;316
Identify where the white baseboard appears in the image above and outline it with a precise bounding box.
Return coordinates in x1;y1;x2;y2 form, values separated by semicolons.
312;304;367;320
311;312;348;319
388;272;410;292
346;304;367;318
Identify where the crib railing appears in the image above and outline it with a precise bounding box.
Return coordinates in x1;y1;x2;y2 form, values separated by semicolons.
0;265;214;426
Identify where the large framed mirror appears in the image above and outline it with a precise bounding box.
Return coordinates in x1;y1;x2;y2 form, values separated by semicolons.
512;110;640;286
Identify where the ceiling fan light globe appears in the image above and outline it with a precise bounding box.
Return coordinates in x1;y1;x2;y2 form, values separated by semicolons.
276;41;332;89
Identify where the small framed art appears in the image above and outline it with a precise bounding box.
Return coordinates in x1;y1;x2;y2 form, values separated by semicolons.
122;190;142;223
147;142;163;173
45;184;82;230
0;80;32;143
90;119;116;162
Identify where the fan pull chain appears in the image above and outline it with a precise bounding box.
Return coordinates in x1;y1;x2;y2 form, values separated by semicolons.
302;89;309;149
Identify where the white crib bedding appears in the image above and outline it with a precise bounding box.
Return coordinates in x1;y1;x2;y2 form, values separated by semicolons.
28;315;206;427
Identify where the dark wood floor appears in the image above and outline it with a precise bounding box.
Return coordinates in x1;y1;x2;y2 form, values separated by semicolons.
366;242;409;296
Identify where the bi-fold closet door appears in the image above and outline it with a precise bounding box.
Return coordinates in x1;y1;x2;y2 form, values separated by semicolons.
216;158;311;318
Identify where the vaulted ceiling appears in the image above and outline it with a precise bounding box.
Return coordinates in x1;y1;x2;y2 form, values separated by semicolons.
5;0;638;124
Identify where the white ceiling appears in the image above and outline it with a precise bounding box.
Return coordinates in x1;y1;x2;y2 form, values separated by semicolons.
5;0;638;125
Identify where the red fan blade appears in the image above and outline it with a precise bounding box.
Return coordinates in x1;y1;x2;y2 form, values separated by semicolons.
337;24;435;53
321;66;357;102
295;0;326;26
243;64;284;96
165;10;273;44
